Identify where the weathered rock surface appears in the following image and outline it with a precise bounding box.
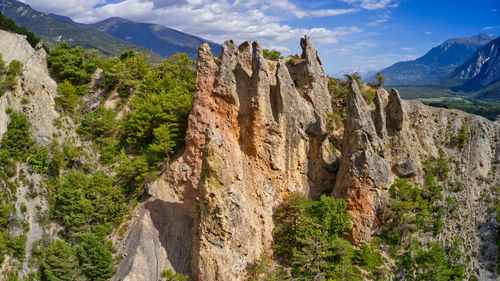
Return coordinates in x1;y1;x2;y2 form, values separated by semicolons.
0;30;61;144
113;36;336;281
393;156;417;178
113;36;500;280
0;30;76;280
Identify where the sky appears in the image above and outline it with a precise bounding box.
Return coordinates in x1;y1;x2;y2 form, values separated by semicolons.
19;0;500;76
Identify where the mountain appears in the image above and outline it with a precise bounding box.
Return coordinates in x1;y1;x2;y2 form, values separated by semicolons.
79;17;223;60
449;36;500;92
1;28;499;281
0;0;163;60
379;34;495;85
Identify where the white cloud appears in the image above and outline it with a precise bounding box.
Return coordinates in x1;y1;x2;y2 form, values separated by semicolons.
482;25;499;31
491;8;498;12
425;31;432;35
339;0;398;10
367;13;390;26
19;0;367;52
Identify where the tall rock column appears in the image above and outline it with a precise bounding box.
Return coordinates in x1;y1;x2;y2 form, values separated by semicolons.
333;76;391;245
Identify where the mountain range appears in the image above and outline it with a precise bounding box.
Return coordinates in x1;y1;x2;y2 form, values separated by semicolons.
49;15;222;60
377;33;495;86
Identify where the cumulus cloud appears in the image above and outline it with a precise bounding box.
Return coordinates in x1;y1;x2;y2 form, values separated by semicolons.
19;0;369;51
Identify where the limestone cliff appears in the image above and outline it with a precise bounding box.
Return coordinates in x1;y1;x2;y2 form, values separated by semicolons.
113;36;499;280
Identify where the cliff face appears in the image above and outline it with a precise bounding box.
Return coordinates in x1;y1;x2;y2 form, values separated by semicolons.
0;30;76;280
0;30;59;143
114;36;500;280
114;36;338;280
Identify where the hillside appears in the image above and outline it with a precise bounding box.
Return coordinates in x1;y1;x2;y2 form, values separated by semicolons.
0;0;164;61
379;34;494;85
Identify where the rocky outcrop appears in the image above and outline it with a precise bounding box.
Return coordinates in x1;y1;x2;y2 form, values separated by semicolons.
386;88;405;132
113;36;336;281
332;76;392;244
114;36;500;280
0;30;62;144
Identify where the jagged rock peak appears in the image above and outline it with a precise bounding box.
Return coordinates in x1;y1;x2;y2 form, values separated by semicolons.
344;75;376;133
373;89;387;136
300;35;322;66
386;88;405;131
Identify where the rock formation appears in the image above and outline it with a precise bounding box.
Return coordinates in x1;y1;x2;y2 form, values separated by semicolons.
113;36;337;281
113;36;500;280
0;30;60;144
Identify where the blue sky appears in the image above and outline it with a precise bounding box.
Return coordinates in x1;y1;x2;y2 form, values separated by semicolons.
20;0;500;76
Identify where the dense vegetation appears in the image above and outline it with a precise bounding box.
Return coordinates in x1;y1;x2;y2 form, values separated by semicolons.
250;194;385;280
426;100;500;121
0;39;196;279
379;150;469;280
0;12;40;48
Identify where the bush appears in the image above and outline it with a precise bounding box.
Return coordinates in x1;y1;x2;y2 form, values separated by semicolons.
0;57;23;96
29;145;48;174
160;269;188;281
78;105;118;146
54;80;79;114
102;50;149;97
451;123;470;150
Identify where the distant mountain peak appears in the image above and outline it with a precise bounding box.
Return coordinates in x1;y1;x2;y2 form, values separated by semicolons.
377;33;496;85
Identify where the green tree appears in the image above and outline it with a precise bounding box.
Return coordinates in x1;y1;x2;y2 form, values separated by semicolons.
122;53;195;163
75;234;114;280
48;43;99;85
54;171;126;236
0;111;34;161
55;80;79;114
102;50;149;97
263;49;283;61
375;72;386;86
42;240;82;281
272;194;363;280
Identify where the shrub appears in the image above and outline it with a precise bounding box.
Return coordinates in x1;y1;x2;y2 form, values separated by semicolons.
160;269;188;281
53;171;126;236
452;123;470;150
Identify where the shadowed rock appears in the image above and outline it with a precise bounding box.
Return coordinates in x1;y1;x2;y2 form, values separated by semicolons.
386;88;405;132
